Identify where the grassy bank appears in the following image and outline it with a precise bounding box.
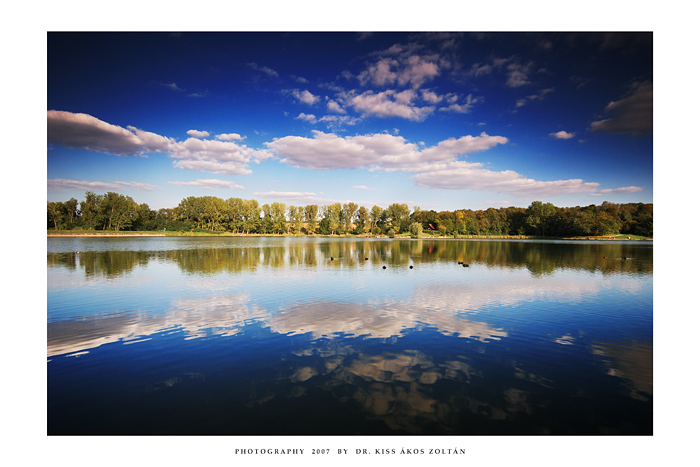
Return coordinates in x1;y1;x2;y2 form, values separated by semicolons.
563;234;652;241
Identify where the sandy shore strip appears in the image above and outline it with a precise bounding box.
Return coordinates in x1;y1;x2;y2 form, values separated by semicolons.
47;233;167;237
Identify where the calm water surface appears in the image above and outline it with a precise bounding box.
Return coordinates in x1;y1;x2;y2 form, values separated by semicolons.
47;237;652;434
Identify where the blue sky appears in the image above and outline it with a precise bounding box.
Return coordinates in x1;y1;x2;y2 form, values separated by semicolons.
47;31;653;212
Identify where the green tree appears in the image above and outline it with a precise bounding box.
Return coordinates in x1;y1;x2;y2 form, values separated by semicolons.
323;203;342;235
261;203;273;233
411;206;422;223
101;192;120;230
288;205;300;234
79;191;105;230
504;206;527;235
270;202;287;234
226;197;244;233
421;209;439;233
304;204;319;234
409;222;423;238
293;206;304;234
63;197;79;228
177;196;199;228
485;208;506;235
134;203;155;230
356;205;370;234
633;203;653;237
525;201;556;236
112;194;137;231
47;201;64;230
437;211;455;235
592;211;621;236
385;203;410;233
319;217;331;235
342;202;358;234
370;205;384;234
241;199;261;234
260;202;287;234
204;196;228;231
570;208;594;236
98;192;137;231
153;207;180;230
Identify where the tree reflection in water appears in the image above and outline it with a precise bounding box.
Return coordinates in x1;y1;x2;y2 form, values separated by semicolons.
47;238;653;278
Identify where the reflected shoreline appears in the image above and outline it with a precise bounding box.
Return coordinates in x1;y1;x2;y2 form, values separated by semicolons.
48;238;653;278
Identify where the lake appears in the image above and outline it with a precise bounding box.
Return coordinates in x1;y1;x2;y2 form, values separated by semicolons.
47;236;652;435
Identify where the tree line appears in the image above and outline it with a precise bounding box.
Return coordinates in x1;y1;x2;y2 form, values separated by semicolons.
47;192;653;238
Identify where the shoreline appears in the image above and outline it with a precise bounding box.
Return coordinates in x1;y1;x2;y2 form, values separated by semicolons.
47;233;167;237
47;232;652;241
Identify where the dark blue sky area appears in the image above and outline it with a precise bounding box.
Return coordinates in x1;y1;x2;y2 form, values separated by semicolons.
47;32;653;211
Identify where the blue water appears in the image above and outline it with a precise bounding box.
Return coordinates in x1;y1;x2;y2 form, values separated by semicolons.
47;237;652;434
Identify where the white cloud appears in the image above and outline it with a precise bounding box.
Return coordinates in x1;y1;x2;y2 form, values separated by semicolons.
413;161;600;197
169;137;270;163
326;99;346;114
47;110;174;156
48;111;273;176
296;113;317;124
591;186;644;196
591;81;652;134
420;89;481;111
48;178;158;192
292;89;320;105
483;200;513;208
357;47;442;89
318;115;362;130
121;181;158;191
397;55;441;88
265;131;507;172
550;130;576;140
187;129;210;138
467;62;494;77
169;138;273;175
466;57;537;89
125;126;173;153
515;87;554;108
506;61;536;87
358;57;399;86
421;90;443;104
166;136;271;175
416;133;509;168
348;89;435;121
439;94;482;114
160;82;184;92
253;191;329;205
216;133;245;141
171;160;253;175
248;62;279;78
353;185;373;190
266;131;413;170
168;179;244;190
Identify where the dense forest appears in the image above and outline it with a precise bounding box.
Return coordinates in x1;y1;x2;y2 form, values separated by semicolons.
47;192;653;238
